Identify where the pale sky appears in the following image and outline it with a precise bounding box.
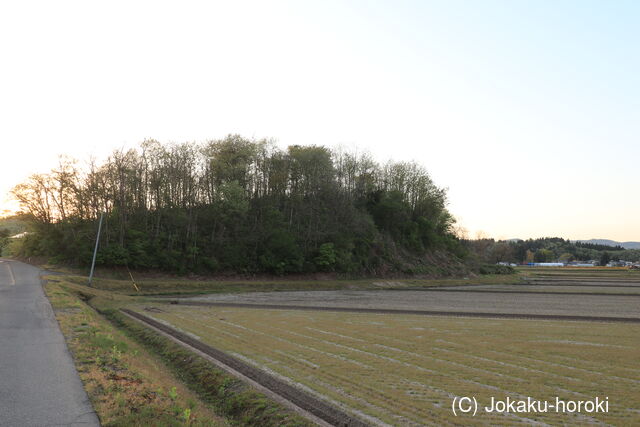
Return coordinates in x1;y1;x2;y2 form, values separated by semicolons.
1;1;638;241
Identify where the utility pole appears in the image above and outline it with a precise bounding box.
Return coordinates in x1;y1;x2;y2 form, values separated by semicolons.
88;212;104;287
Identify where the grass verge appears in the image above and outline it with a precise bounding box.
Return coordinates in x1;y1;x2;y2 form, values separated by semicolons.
45;279;228;426
48;278;312;427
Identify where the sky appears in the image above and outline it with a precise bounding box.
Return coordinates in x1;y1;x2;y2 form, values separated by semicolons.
1;0;638;241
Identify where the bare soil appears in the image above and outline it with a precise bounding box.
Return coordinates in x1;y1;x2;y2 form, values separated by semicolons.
175;289;640;320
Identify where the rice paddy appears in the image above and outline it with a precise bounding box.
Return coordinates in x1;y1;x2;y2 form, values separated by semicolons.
134;304;640;426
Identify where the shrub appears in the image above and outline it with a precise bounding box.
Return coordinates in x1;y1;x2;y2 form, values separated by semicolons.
479;264;515;275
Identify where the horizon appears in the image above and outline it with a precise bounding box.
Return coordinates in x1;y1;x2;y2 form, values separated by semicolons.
1;1;639;241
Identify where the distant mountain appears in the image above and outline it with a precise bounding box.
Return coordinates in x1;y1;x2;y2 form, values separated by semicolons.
575;239;640;250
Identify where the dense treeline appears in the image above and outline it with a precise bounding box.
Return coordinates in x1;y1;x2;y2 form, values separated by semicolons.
11;136;465;275
574;241;625;251
466;237;640;265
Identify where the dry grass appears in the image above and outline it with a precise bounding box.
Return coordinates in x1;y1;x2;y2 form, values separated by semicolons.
135;304;640;426
45;280;228;426
58;273;523;296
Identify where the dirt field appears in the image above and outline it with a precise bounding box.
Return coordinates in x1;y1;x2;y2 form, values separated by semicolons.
132;304;640;426
128;269;640;425
435;284;640;295
179;289;640;318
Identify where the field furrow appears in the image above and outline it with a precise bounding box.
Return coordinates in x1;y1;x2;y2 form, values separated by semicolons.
134;305;640;426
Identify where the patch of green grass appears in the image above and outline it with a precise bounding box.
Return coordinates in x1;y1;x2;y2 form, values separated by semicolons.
86;333;128;353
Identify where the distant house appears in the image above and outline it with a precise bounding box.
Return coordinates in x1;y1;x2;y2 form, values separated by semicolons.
531;262;564;267
568;261;597;267
607;261;633;267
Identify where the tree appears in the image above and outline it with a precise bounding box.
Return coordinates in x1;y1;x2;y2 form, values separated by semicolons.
489;241;514;264
314;243;337;271
534;249;553;263
558;252;574;263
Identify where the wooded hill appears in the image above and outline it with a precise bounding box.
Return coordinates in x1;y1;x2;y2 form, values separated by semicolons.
10;136;466;275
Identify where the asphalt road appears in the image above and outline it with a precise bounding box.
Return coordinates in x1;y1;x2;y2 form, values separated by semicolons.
0;259;99;426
